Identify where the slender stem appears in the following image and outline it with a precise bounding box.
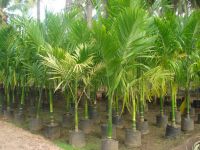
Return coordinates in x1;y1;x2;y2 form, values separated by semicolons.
171;85;176;127
160;95;164;116
6;86;10;111
84;96;89;119
116;95;119;115
49;88;54;123
49;88;53;113
0;92;2;111
139;83;144;122
36;89;42;119
174;93;177;111
132;94;136;131
64;89;70;113
12;88;15;104
20;86;25;107
74;77;79;132
186;87;190;117
107;94;113;138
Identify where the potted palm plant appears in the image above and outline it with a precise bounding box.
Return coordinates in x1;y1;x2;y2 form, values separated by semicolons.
42;35;94;147
0;25;18;119
101;1;155;147
24;62;46;131
179;10;200;132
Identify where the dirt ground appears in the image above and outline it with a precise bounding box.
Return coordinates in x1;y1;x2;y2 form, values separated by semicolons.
0;99;200;150
52;100;200;150
0;120;60;150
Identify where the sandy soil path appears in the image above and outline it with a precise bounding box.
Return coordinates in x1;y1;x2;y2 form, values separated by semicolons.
0;120;61;150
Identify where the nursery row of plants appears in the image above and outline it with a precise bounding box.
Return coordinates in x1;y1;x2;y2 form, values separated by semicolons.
1;0;200;149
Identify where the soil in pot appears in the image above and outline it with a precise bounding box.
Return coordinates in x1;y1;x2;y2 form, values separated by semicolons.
156;114;168;128
101;138;118;150
44;121;61;140
62;113;73;128
29;117;43;131
69;130;86;148
165;124;181;138
136;119;149;135
170;111;181;124
181;116;194;132
124;129;141;148
79;119;93;134
101;124;116;139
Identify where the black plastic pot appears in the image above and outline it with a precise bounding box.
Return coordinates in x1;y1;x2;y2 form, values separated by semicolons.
176;98;183;108
112;115;124;129
88;105;100;123
156;114;168;128
44;122;61;139
29;117;43;131
136;119;149;135
3;109;14;120
181;116;194;132
69;130;86;148
79;119;93;134
70;103;75;114
101;124;116;139
0;105;4;116
42;100;49;112
197;113;200;124
192;100;200;108
29;106;36;117
165;124;181;138
14;110;25;125
101;138;118;150
124;129;141;148
62;113;73;128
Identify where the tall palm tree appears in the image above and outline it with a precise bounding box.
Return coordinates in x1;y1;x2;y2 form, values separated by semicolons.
177;10;200;131
0;0;11;23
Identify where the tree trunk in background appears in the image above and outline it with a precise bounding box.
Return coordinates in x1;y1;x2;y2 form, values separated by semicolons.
86;0;92;28
102;0;108;18
37;0;40;22
65;0;72;11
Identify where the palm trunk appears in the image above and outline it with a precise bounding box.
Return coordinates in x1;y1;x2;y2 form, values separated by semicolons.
102;0;108;18
0;91;3;112
20;86;25;108
49;88;54;122
64;89;70;113
132;95;136;131
160;95;164;116
74;76;79;132
65;0;72;10
107;94;113;138
86;0;93;28
171;84;176;127
37;0;40;22
115;96;119;115
36;89;42;119
185;87;190;118
5;85;10;111
139;82;145;122
12;88;15;105
84;97;89;119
